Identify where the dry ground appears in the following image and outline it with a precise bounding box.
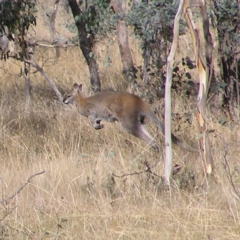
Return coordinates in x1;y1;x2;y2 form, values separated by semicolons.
0;43;240;240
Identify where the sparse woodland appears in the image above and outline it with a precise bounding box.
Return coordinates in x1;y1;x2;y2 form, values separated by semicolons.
0;0;239;239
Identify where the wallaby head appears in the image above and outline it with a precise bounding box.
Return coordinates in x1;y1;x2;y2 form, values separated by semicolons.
63;83;83;104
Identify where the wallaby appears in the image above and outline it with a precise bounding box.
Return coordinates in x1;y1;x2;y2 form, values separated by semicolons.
63;83;198;152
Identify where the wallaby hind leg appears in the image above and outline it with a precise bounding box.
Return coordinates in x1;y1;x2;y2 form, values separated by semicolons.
121;121;159;149
138;125;160;151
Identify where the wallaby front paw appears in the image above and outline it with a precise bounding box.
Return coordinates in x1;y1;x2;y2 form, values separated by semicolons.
95;124;104;130
150;142;160;152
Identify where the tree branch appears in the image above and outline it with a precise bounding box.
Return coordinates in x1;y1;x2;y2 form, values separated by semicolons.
24;56;63;102
0;171;45;204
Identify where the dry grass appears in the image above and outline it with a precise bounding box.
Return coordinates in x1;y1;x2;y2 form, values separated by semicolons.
0;42;240;240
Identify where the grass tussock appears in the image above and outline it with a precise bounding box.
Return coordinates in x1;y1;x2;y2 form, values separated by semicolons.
0;46;240;240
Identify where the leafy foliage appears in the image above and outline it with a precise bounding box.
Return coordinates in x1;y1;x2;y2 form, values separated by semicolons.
127;0;185;82
0;0;37;35
0;0;37;60
128;0;178;48
77;0;116;40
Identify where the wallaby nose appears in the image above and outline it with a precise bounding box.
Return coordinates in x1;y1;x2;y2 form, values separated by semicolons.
63;96;68;104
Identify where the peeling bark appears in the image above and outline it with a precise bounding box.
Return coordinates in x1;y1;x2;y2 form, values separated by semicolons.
184;0;213;174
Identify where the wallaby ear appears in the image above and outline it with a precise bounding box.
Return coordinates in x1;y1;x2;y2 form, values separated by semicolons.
72;83;82;92
78;84;82;91
72;83;79;90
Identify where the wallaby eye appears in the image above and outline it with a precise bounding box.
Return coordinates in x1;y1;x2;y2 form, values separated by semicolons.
63;94;70;103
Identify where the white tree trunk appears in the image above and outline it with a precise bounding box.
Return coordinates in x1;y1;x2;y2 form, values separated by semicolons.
164;0;184;187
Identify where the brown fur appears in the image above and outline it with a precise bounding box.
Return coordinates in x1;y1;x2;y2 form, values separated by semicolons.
63;83;198;152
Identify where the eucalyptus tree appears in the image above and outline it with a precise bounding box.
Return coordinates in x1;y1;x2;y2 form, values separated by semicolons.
68;0;100;92
0;0;37;104
67;0;138;89
128;0;178;84
111;0;137;82
0;0;37;59
67;0;115;92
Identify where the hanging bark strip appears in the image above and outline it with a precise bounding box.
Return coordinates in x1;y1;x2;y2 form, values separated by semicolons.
164;0;185;187
183;0;213;174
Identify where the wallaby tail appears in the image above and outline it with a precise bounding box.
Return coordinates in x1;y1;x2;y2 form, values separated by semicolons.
171;133;199;152
149;110;198;152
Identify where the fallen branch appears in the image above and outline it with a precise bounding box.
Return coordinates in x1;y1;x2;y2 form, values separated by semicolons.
113;159;161;178
113;168;161;178
0;170;45;204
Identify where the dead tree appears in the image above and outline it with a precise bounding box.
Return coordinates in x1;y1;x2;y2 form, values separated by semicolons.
184;0;213;174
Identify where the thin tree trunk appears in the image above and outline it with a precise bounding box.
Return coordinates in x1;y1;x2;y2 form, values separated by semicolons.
49;0;61;60
213;0;239;120
50;0;60;42
222;56;239;119
133;0;150;83
68;0;101;92
23;61;31;108
143;45;151;83
111;0;137;82
164;0;184;187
